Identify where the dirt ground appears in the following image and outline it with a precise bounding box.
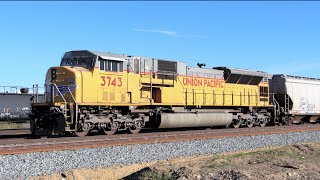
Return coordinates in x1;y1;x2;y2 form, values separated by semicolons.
33;141;320;180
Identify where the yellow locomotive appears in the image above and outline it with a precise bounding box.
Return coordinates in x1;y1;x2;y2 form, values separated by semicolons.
31;50;275;136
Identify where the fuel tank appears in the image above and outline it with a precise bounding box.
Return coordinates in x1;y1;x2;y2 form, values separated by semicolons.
151;112;233;128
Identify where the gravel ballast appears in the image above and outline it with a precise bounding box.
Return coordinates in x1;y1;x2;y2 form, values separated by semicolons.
1;130;320;179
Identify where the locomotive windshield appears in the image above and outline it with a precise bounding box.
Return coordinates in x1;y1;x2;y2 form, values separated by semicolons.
61;56;95;70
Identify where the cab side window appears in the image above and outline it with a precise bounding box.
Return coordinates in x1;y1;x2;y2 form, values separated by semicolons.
118;62;123;72
99;59;123;72
107;61;112;71
100;60;105;71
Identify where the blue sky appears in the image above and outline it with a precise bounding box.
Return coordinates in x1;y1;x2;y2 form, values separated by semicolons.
0;2;320;88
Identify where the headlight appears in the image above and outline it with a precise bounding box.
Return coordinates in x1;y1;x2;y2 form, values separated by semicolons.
67;78;75;83
51;69;57;80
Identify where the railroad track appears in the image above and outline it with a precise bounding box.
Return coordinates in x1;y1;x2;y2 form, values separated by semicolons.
1;124;320;155
0;129;30;135
0;129;31;141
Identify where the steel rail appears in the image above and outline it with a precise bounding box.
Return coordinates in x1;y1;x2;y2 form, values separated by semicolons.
0;124;320;155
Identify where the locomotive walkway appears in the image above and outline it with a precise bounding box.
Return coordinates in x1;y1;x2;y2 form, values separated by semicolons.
0;124;320;155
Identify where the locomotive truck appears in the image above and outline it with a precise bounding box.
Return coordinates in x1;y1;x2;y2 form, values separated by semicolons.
30;50;313;136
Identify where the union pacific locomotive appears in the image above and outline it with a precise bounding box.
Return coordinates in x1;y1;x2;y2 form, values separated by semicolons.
30;50;315;136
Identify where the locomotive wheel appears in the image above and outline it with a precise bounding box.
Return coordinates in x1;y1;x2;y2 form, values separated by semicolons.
104;129;117;135
279;116;289;126
259;118;267;127
232;118;241;128
128;126;141;134
30;117;50;136
75;130;90;137
246;119;254;128
284;117;293;125
104;127;117;135
75;123;90;137
103;122;118;135
128;120;143;134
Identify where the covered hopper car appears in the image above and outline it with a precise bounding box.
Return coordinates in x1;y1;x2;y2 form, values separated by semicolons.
271;75;320;124
30;50;298;136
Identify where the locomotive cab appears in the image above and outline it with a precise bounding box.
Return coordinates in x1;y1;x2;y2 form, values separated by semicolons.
31;50;144;136
45;51;97;103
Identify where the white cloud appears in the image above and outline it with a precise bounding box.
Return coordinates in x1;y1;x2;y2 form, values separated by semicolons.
133;28;207;39
133;28;177;36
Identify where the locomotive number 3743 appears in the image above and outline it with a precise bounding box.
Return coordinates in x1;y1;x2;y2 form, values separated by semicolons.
101;76;123;87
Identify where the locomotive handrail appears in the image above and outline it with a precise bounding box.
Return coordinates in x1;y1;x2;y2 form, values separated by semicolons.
51;83;67;118
67;86;78;125
270;93;281;123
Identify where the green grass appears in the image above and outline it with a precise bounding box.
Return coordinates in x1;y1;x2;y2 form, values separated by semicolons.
276;149;306;160
229;149;275;159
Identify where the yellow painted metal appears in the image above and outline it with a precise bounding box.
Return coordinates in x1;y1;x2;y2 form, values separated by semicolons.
47;66;272;108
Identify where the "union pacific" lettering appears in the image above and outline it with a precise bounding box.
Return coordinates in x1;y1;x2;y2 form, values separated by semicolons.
182;77;224;88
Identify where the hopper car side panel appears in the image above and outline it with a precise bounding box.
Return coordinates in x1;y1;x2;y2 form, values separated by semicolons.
287;78;320;114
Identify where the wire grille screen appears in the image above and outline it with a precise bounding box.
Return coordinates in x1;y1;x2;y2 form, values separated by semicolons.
158;60;177;73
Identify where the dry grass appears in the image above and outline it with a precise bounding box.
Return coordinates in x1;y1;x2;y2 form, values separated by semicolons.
0;122;29;129
31;142;320;180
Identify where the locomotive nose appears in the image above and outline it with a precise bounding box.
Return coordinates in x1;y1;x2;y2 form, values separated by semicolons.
46;67;78;84
44;67;78;102
49;67;66;83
